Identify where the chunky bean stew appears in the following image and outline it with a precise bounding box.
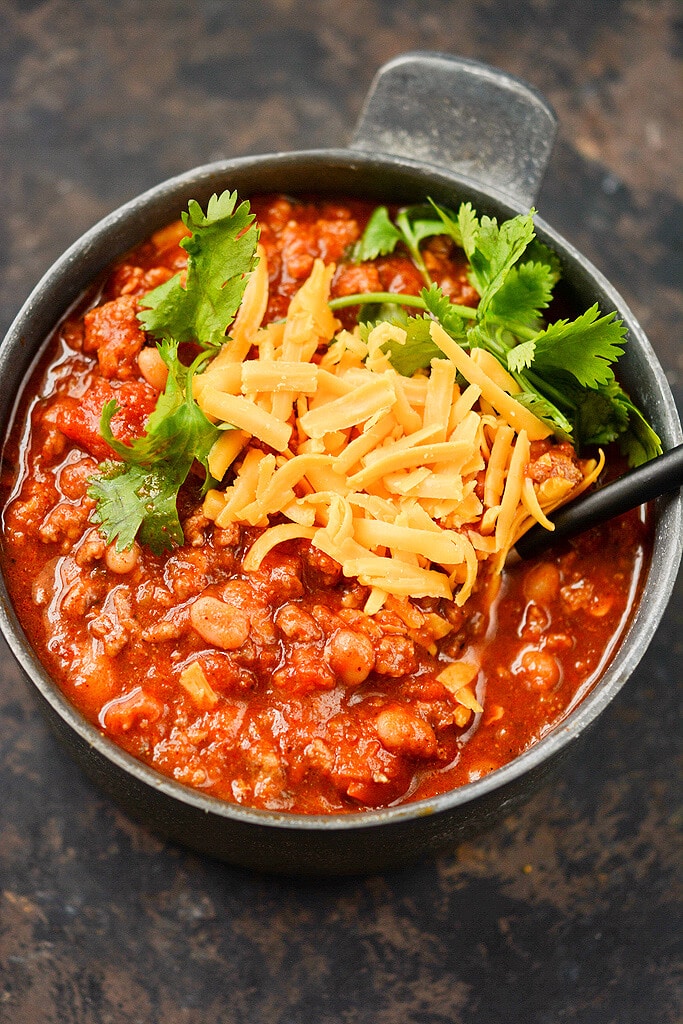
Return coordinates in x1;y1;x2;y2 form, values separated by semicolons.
0;195;651;813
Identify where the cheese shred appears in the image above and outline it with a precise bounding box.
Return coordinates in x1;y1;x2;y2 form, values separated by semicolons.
196;257;596;606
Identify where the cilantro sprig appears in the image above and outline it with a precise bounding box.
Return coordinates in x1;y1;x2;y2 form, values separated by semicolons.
138;190;259;351
350;204;444;284
88;342;223;554
88;190;258;552
334;200;661;466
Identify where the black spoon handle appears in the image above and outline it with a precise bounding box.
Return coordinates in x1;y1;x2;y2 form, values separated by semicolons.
515;443;683;560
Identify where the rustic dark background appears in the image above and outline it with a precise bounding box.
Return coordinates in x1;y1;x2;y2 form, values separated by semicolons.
0;2;681;1022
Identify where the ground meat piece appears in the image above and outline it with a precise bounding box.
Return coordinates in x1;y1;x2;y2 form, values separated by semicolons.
264;554;305;603
60;317;85;351
83;295;146;380
142;619;185;643
182;510;211;547
275;604;323;641
43;378;156;462
374;635;417;677
99;687;164;733
57;456;98;500
372;610;409;636
377;255;425;295
213;522;241;548
89;610;129;657
39;498;95;547
190;652;256;696
315;217;359;262
59;575;103;619
332;262;382;297
4;480;59;540
302;544;342;588
164;548;211;600
31;557;59;606
310;603;344;637
336;607;383;644
272;646;336;694
280;222;317;280
528;441;584;485
217;578;277;645
422;237;480;306
74;529;106;567
321;714;408;806
106;263;175;300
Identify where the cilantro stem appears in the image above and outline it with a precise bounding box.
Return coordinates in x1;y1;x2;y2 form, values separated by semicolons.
328;292;479;319
523;368;576;413
187;350;212;401
329;292;426;311
395;211;432;287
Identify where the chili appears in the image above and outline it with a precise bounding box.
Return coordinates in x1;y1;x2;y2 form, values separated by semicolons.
0;195;651;814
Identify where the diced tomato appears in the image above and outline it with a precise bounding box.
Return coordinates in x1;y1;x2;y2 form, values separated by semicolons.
48;378;157;461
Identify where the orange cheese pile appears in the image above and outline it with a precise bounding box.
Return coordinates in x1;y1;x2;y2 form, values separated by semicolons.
197;252;602;613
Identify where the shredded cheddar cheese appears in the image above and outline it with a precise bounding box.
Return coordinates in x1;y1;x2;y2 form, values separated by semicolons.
195;256;597;607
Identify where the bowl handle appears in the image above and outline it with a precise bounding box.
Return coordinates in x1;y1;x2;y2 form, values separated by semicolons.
350;52;557;207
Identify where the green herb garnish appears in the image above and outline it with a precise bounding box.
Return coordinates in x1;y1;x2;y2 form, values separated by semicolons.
335;200;661;466
88;342;224;554
88;190;258;552
138;190;259;351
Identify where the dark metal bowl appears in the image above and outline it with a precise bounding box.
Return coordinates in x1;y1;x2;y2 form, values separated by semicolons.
1;54;680;874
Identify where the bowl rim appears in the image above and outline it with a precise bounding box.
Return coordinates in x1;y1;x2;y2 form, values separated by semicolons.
1;147;681;833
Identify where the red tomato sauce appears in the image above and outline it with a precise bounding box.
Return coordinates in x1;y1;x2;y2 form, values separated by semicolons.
0;196;651;814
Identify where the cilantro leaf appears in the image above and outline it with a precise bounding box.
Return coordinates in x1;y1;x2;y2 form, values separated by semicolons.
352;203;451;285
457;202;480;261
617;397;663;466
573;379;662;466
488;260;555;329
357;301;411;328
379;316;443;377
427;199;463;248
88;342;223;554
466;210;536;314
522;239;562;284
88;461;187;553
513;391;573;440
371;284;471;376
508;304;627;388
138;190;259;350
394;206;445;277
420;283;468;339
506;338;536;373
573;381;631;446
351;206;403;261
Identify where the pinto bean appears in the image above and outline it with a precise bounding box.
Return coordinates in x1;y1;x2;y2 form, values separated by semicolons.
375;705;437;759
190;595;250;650
523;562;561;606
325;628;375;687
105;540;140;575
138;345;169;391
519;649;561;690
